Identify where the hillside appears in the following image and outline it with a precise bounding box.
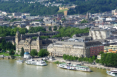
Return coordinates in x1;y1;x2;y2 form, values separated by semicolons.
0;0;117;15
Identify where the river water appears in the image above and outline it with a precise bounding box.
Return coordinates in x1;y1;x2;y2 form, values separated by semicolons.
0;60;111;77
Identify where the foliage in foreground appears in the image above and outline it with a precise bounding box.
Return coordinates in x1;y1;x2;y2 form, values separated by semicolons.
20;47;24;56
30;49;38;57
38;49;49;57
54;61;65;64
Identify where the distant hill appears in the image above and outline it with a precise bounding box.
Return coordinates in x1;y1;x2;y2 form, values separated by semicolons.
0;2;59;16
0;0;117;15
68;0;117;14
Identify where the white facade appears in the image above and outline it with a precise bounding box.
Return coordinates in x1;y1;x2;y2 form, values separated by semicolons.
106;17;115;21
89;27;111;40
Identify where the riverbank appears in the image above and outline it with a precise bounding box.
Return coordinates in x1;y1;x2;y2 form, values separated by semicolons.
46;57;117;70
1;56;116;71
0;55;20;59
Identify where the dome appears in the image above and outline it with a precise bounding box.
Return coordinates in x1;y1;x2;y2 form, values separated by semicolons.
24;52;29;55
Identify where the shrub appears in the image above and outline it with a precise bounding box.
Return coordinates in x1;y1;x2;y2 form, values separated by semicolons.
30;49;37;57
38;49;49;57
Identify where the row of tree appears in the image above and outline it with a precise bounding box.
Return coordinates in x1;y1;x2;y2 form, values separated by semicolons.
20;48;49;57
0;26;89;38
96;53;117;67
63;54;78;61
63;54;96;63
0;26;46;37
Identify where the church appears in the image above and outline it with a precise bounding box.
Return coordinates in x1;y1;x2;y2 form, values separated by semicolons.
15;31;42;53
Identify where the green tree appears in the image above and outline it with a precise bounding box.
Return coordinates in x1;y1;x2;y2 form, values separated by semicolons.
30;49;37;57
96;59;99;63
63;54;67;60
92;56;96;60
59;26;63;30
99;51;104;54
54;26;57;31
32;36;37;40
81;19;88;23
20;47;24;56
9;49;15;56
49;27;52;31
38;49;49;57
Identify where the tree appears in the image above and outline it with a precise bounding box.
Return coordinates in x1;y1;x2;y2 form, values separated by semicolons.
59;26;63;30
99;51;104;54
9;49;15;56
63;54;67;60
92;56;96;60
38;49;49;57
96;59;100;63
32;36;37;40
20;47;24;56
30;49;37;57
49;27;52;31
54;26;57;31
81;19;88;23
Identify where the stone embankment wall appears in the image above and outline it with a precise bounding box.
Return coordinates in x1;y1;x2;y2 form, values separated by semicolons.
0;55;18;59
84;63;117;70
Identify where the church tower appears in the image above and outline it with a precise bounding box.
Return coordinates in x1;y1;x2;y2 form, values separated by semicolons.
15;31;20;53
36;36;41;52
86;12;89;20
15;31;20;45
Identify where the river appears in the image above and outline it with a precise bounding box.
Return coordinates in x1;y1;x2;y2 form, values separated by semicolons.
0;60;111;77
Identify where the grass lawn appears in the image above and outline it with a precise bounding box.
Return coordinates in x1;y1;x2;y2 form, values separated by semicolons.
0;52;9;56
58;9;68;12
0;52;20;56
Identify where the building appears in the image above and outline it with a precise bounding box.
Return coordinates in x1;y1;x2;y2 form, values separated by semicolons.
89;27;111;40
64;11;68;16
15;31;42;53
24;52;31;59
15;31;60;53
47;36;103;57
97;54;101;59
12;13;22;18
104;45;117;53
112;9;117;15
59;7;68;10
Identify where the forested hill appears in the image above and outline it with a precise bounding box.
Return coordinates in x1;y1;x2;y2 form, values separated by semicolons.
0;2;59;16
0;0;117;15
68;0;117;14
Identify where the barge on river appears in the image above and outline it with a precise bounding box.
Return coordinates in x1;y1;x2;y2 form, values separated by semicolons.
57;63;91;72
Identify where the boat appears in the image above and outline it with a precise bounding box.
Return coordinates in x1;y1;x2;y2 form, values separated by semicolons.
25;59;47;66
107;70;117;77
16;59;24;63
57;63;91;72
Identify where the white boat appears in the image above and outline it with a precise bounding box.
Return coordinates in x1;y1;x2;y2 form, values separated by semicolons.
25;59;47;66
57;63;91;72
107;70;117;77
17;59;24;63
76;66;91;72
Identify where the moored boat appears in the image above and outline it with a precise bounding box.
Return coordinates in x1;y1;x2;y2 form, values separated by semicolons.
57;63;91;72
17;59;24;63
107;70;117;77
25;59;47;66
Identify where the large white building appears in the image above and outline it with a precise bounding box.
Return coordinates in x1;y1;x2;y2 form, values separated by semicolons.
47;36;103;57
89;27;111;40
